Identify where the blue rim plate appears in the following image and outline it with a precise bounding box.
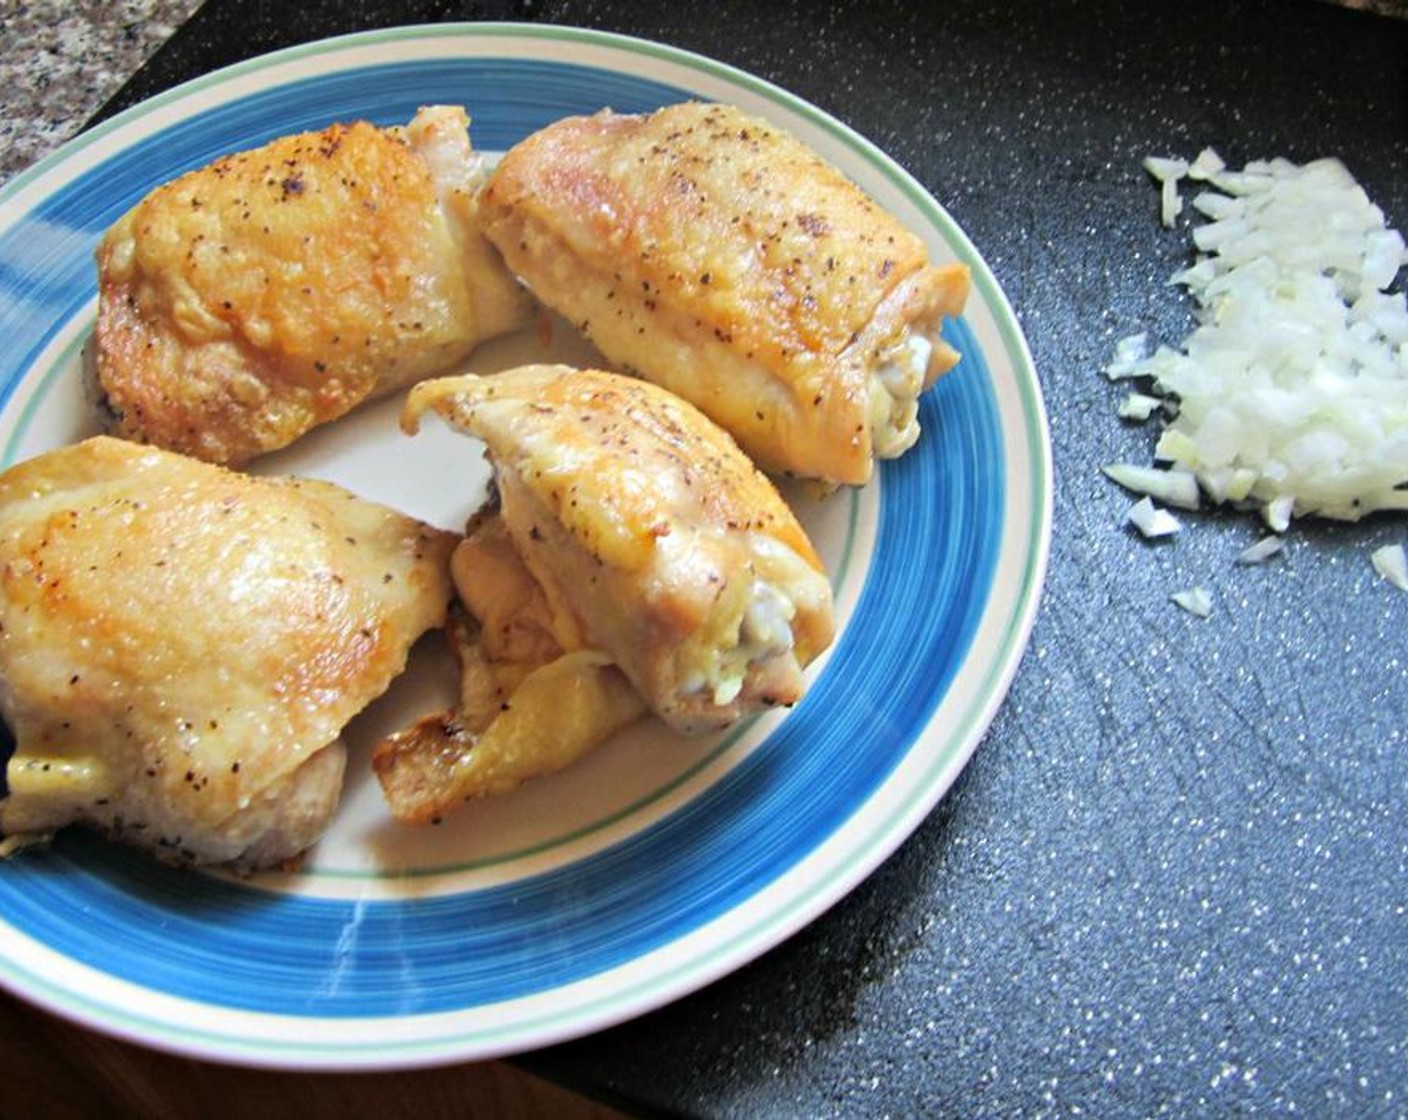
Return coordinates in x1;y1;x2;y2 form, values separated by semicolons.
0;24;1050;1068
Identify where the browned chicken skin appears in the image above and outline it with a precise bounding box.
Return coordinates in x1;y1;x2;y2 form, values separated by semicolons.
0;437;456;868
94;105;533;466
408;364;835;729
481;101;971;485
373;364;836;825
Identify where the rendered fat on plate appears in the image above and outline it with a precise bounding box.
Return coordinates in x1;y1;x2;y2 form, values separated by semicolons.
373;364;836;824
94;105;534;466
0;436;455;868
481;101;972;486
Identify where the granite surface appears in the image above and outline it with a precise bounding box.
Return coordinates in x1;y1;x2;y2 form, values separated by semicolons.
2;2;1407;1117
0;0;202;185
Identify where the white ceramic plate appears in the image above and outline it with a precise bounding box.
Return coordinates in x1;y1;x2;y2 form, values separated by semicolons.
0;24;1050;1068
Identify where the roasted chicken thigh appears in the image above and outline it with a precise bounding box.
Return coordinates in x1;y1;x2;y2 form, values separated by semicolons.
374;364;836;824
481;101;971;486
94;105;533;465
0;437;455;868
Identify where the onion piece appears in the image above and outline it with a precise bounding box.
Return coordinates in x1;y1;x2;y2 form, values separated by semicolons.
1113;332;1150;362
1143;156;1189;183
1126;496;1182;538
1103;332;1152;380
1102;463;1202;510
1371;543;1408;590
1170;587;1213;617
1142;157;1187;227
1160;177;1183;228
1188;148;1225;180
1236;536;1284;565
1263;495;1295;533
1118;393;1165;421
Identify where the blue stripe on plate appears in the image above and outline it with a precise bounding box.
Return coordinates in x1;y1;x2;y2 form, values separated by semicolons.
0;54;1005;1019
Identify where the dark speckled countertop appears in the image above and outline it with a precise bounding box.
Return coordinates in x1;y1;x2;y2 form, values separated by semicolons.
2;2;1408;1117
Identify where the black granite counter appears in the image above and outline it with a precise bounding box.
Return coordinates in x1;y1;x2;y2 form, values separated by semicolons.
9;1;1408;1116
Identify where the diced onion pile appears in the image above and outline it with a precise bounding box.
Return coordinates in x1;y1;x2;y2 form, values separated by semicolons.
1105;150;1408;526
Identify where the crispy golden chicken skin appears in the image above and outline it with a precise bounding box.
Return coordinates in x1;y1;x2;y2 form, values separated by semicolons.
373;364;835;824
481;101;971;486
407;364;836;727
0;437;455;868
94;105;534;466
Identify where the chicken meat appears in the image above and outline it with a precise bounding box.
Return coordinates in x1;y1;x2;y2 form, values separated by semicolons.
480;101;971;486
0;437;456;868
94;105;534;465
373;364;836;824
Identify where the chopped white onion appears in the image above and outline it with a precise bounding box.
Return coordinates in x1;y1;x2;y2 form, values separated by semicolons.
1143;158;1188;227
1170;587;1213;617
1160;177;1183;228
1114;332;1151;362
1262;495;1295;533
1188;148;1225;181
1371;543;1408;590
1118;393;1165;421
1105;152;1408;528
1126;496;1182;538
1103;463;1202;509
1104;332;1153;380
1143;156;1189;183
1236;536;1285;565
